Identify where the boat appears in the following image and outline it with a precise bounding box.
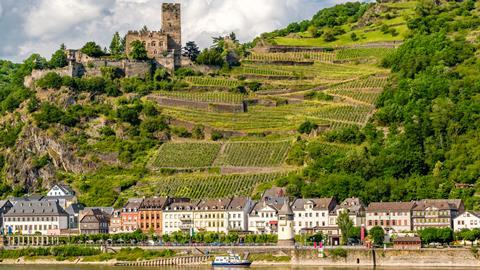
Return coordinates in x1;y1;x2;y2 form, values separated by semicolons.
212;253;252;267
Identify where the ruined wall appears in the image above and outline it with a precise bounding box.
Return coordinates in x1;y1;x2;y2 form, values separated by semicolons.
125;31;169;59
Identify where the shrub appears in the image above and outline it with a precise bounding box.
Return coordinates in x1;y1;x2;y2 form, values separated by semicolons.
298;121;318;134
36;72;63;89
100;66;124;80
211;131;224;141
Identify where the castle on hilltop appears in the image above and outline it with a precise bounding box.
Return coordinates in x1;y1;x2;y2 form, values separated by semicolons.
126;3;182;69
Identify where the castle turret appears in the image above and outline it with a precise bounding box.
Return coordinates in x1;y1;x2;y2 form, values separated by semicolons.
277;198;295;247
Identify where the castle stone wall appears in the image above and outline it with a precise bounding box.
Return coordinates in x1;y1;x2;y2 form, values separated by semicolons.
125;3;182;70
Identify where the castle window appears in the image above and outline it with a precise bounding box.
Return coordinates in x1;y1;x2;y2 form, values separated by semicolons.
154;50;158;55
151;41;156;47
160;42;164;47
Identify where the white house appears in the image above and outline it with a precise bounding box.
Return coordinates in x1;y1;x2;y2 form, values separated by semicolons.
454;211;480;231
162;201;197;235
47;184;75;197
45;184;77;209
291;198;336;234
329;197;366;228
3;200;69;235
248;198;284;234
225;197;254;232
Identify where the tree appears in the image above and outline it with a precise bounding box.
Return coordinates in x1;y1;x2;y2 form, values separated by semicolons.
81;41;104;58
49;45;68;68
196;48;225;67
109;32;124;55
337;211;353;245
140;25;149;34
183;41;200;61
229;32;238;43
322;29;336;42
129;40;148;60
350;32;359;41
369;226;385;246
307;25;319;38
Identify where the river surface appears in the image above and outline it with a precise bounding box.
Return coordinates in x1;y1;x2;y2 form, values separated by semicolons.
0;266;475;270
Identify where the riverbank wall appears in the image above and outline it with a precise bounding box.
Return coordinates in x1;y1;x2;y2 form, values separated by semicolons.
1;247;479;267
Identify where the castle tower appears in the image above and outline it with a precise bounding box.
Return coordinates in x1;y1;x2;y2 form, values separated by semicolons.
162;3;182;66
277;198;295;247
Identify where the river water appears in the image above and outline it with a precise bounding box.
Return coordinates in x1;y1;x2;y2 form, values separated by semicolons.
0;266;474;270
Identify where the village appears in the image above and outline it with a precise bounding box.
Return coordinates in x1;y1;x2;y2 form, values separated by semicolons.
0;183;477;250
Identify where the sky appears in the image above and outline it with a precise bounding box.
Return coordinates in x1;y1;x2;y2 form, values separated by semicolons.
0;0;367;62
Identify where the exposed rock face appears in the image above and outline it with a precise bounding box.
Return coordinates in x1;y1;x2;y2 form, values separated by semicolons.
6;125;94;191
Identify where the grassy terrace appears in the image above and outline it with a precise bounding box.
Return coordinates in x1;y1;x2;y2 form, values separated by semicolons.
273;1;416;47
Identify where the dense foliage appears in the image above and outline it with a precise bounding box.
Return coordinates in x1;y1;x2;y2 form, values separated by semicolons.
259;2;371;41
277;1;480;209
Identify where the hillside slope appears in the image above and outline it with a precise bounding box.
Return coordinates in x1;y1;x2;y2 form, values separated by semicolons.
0;0;477;209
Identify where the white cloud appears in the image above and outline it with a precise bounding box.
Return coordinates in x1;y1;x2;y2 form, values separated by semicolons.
0;0;367;62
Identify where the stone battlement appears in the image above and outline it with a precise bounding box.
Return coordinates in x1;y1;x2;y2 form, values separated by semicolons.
127;30;166;37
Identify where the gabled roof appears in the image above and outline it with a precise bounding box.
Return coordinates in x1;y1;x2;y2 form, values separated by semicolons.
84;207;114;216
164;200;199;212
262;187;286;200
65;203;85;215
413;199;463;211
122;198;144;211
333;197;365;215
292;198;336;211
5;200;68;217
0;200;12;209
80;208;110;223
227;197;250;211
367;202;416;212
196;198;232;211
140;197;169;210
49;184;75;196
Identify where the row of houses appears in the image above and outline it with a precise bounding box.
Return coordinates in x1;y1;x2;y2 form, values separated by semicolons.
0;185;477;243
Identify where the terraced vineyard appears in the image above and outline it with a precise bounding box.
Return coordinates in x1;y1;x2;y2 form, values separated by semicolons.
150;142;221;169
186;76;240;87
325;75;388;105
328;89;382;105
132;172;290;199
157;91;245;104
245;52;336;63
330;76;388;90
214;141;292;167
311;104;373;126
336;48;395;61
163;103;330;133
234;66;294;77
